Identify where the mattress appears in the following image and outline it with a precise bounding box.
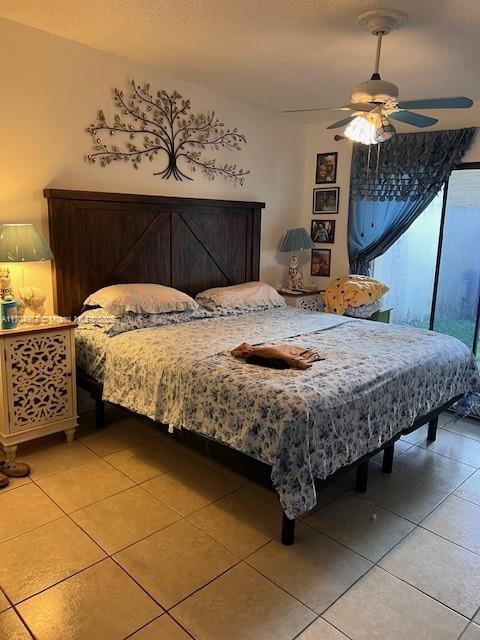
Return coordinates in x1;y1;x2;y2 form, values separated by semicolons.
75;307;479;518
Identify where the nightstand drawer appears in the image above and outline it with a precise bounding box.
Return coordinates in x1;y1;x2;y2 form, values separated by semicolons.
3;329;75;433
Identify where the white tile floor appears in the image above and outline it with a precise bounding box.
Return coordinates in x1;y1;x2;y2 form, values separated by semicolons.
0;409;479;640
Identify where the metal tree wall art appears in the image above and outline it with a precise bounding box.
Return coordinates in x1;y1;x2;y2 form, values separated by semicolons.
86;81;250;184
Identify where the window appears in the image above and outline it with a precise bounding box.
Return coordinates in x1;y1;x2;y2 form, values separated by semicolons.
374;165;480;366
373;192;442;328
432;168;480;363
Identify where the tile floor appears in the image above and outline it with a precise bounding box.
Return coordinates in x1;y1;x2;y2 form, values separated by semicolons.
0;408;479;640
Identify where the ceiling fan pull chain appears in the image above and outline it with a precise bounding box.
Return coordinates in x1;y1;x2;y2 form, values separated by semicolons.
366;143;371;183
371;144;381;229
360;144;373;238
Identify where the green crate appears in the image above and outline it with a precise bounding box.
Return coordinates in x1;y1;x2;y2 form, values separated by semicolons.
369;308;392;323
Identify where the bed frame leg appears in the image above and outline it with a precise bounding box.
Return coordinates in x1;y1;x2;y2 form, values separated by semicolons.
281;513;295;545
382;443;395;474
95;399;106;429
355;460;369;493
427;417;438;442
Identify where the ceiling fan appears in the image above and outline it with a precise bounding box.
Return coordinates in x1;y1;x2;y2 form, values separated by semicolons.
284;9;473;144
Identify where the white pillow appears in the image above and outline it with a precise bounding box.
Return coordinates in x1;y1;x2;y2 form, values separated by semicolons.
84;283;199;317
196;281;285;311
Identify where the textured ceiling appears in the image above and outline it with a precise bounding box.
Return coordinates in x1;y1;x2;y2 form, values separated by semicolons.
2;0;480;123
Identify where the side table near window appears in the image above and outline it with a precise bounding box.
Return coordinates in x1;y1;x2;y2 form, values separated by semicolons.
369;308;392;323
278;289;324;312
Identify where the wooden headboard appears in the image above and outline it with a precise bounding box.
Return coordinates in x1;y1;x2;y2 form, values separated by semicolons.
44;189;265;318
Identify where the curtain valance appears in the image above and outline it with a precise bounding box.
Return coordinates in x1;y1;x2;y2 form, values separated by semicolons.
350;128;477;201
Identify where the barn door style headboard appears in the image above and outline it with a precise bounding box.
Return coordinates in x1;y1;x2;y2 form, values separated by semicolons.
44;189;265;318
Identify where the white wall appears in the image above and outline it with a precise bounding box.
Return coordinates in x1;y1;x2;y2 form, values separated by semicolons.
0;18;307;312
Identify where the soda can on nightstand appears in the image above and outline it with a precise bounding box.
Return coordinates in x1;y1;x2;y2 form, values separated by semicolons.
1;296;18;330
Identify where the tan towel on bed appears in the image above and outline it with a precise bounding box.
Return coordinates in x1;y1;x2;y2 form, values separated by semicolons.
231;343;321;370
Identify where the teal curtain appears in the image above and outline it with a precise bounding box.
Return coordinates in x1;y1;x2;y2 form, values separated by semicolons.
348;128;477;275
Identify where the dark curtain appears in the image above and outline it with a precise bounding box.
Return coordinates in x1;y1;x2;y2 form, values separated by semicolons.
348;127;477;275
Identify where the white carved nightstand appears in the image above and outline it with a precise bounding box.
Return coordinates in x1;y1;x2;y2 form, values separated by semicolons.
0;320;78;457
278;290;324;312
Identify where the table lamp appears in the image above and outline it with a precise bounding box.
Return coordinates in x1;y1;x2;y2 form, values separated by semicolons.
0;224;54;316
280;228;314;291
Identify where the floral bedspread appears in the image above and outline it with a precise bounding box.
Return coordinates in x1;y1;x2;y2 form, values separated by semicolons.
77;308;479;518
76;326;111;381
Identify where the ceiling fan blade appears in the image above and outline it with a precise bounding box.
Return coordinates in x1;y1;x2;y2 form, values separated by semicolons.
326;115;358;130
343;102;377;112
389;110;438;128
397;97;473;110
282;106;348;114
282;102;376;114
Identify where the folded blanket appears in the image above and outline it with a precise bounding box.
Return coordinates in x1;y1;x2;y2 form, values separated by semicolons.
323;275;389;315
231;342;322;370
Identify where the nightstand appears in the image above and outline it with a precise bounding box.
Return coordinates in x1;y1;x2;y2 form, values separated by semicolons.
279;290;324;312
0;320;78;457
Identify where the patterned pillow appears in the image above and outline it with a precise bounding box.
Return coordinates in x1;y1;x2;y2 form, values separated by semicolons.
204;303;282;317
106;308;212;336
76;308;116;330
77;308;212;336
344;298;383;319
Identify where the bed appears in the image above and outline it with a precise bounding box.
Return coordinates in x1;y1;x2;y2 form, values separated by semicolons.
45;188;479;544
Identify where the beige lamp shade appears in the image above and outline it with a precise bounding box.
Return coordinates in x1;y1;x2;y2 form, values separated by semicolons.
0;224;53;262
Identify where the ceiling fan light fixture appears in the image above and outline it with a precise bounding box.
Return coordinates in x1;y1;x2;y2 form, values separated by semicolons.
344;113;396;145
344;114;378;145
375;115;396;142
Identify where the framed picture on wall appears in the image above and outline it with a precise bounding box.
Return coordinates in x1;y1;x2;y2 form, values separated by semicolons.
311;219;336;244
311;248;331;277
315;152;337;184
313;187;339;214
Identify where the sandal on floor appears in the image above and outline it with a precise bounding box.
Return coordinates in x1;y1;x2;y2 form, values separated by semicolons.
0;472;9;488
0;460;30;477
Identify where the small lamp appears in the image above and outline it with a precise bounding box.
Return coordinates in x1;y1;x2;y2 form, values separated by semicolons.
280;227;314;291
0;224;54;317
